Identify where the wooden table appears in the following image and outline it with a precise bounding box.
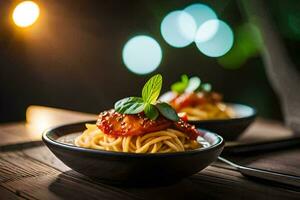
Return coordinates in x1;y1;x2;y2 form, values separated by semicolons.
0;106;299;200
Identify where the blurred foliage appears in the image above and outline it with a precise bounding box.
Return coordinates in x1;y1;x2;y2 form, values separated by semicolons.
271;0;300;40
217;23;263;69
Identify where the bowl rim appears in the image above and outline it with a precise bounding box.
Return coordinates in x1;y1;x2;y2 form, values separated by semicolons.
42;121;224;158
187;103;257;123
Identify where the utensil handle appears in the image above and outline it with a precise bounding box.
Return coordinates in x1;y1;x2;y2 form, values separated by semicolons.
238;166;300;188
223;137;300;155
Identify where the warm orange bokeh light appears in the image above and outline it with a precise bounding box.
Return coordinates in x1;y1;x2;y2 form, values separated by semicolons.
12;1;40;28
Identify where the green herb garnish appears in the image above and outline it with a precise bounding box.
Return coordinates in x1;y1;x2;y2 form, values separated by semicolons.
144;103;159;120
142;73;162;104
200;83;212;92
185;76;201;92
114;74;179;121
114;97;144;114
170;74;189;94
171;74;212;94
155;102;179;121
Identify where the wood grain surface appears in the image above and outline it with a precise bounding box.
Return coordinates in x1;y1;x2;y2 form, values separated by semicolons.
0;106;299;199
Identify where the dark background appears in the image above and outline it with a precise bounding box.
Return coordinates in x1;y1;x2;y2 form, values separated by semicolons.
1;0;299;123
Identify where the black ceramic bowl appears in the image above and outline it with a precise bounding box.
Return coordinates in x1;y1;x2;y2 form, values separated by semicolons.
188;103;256;141
42;121;224;185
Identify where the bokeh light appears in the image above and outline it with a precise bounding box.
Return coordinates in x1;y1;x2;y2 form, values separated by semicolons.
195;19;234;57
194;19;219;43
161;10;197;48
122;35;162;75
13;1;40;28
184;3;217;29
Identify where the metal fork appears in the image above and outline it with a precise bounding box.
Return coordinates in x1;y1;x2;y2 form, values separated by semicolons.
218;157;300;188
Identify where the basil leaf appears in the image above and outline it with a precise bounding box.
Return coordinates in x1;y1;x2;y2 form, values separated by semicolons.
201;83;212;92
171;74;189;93
185;76;201;92
155;102;179;121
114;97;145;114
144;103;159;120
142;74;162;104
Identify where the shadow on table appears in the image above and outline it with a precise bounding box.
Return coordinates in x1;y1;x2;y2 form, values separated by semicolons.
49;169;299;200
48;170;216;200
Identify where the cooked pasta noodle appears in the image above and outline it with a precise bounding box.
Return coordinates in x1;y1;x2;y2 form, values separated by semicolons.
180;103;234;121
75;124;201;153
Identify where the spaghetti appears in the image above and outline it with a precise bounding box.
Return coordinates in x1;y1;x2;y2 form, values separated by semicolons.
75;124;201;153
180;102;235;121
162;91;235;121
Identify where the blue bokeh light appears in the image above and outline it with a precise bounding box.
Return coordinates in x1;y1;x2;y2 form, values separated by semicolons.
161;10;197;48
184;3;217;29
122;35;162;75
195;19;234;57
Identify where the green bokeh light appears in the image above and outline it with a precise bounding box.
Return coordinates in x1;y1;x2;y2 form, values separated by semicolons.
218;23;263;69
